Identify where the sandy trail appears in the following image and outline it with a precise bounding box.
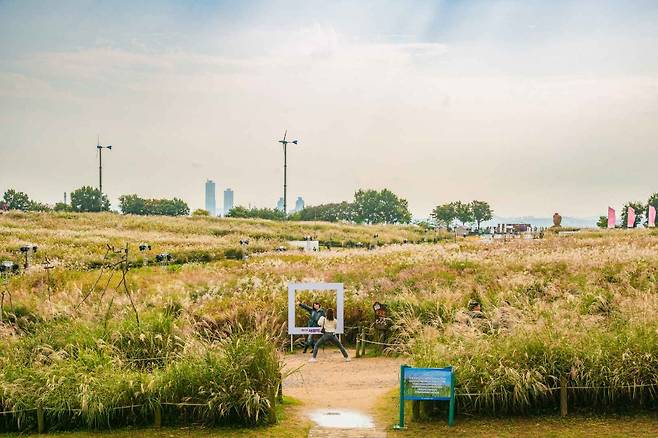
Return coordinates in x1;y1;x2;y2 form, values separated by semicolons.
282;349;405;428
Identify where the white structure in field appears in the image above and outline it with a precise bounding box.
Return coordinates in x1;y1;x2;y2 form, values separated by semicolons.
288;282;344;335
288;240;319;252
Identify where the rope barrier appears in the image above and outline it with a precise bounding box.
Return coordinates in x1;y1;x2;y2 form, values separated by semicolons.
566;383;658;390
160;402;209;407
111;405;144;410
0;408;37;415
453;383;658;397
43;407;82;413
0;402;218;416
356;337;397;347
0;384;656;417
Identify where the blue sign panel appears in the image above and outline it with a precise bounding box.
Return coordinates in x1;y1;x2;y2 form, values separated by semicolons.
396;365;455;429
403;367;452;401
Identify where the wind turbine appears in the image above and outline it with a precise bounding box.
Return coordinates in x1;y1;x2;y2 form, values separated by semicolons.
278;130;298;217
96;136;112;194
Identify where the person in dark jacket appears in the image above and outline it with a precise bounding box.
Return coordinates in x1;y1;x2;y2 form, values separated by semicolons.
299;301;324;353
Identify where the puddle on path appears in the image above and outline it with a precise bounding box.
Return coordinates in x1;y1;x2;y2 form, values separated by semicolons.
309;409;375;429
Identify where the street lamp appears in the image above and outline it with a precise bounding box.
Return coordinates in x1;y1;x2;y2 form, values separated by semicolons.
277;130;298;217
97;137;112;194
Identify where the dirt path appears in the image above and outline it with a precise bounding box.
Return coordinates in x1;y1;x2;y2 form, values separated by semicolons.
283;350;405;436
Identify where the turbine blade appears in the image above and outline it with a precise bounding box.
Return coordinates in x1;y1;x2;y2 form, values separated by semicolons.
283;130;287;141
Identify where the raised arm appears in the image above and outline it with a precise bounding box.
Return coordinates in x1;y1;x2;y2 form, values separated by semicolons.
299;302;313;313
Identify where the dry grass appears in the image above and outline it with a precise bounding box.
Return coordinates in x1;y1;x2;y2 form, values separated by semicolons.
1;213;657;430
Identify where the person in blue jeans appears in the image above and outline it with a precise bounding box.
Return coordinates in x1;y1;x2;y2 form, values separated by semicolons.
299;301;324;353
309;308;350;362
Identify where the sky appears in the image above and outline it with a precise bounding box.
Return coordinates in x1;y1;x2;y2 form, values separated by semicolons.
1;0;658;218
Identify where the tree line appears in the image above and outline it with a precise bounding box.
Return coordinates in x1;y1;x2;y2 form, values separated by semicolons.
431;200;493;231
597;193;658;228
1;187;189;216
227;189;413;224
2;186;493;227
118;194;189;216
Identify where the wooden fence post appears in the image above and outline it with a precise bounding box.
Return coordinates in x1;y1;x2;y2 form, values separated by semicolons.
355;327;361;358
37;406;45;434
560;376;568;417
154;405;162;428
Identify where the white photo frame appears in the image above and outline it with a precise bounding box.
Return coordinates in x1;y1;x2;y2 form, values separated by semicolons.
288;282;344;335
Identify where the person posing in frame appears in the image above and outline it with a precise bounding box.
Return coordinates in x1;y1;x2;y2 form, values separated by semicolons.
299;301;324;353
309;308;350;362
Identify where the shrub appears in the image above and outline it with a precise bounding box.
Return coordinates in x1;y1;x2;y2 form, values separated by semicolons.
413;322;658;415
0;316;281;431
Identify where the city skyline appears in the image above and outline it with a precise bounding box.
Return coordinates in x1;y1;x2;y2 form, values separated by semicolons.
2;1;658;218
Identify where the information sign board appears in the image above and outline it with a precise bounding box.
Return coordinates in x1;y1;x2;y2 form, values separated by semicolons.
395;365;455;429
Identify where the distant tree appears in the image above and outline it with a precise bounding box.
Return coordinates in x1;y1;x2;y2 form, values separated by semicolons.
192;208;210;216
118;194;189;216
227;206;286;220
2;189;31;211
431;203;456;230
70;186;110;212
54;202;72;212
28;200;51;212
453;201;474;226
621;201;645;228
352;189;412;224
596;216;608;228
470;200;493;231
292;201;355;222
166;198;190;216
226;206;249;218
145;198;189;216
119;194;146;215
647;193;658;225
648;193;658;209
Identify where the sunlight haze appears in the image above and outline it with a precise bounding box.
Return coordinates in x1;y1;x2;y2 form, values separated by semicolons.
1;0;657;218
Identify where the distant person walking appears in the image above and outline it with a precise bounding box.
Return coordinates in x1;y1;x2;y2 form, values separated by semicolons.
309;308;350;362
299;301;324;353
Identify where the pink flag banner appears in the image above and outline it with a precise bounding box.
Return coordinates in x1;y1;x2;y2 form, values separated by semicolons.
607;207;615;229
649;206;656;228
627;207;636;228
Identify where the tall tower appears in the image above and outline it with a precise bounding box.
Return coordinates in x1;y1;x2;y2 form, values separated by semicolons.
205;180;216;216
223;188;234;216
295;196;305;212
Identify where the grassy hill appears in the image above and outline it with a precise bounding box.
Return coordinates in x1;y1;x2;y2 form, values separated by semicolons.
0;212;656;432
0;211;437;268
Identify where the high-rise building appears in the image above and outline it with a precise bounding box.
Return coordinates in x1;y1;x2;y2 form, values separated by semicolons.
295;196;305;212
276;197;284;212
205;180;216;216
223;188;234;216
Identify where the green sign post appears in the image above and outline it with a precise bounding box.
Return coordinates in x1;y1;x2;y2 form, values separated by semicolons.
394;364;455;429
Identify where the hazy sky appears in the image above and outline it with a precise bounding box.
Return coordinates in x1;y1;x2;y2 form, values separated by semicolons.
1;0;658;218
